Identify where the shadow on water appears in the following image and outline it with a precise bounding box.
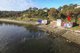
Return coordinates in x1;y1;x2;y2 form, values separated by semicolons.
0;22;80;53
4;39;52;53
50;37;80;53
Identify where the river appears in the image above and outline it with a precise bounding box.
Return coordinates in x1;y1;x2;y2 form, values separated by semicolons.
0;22;80;53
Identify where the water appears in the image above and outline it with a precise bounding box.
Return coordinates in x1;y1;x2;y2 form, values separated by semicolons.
0;23;80;53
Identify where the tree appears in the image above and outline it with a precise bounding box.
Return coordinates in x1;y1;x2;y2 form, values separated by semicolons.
48;8;58;18
32;7;38;11
58;6;62;11
73;8;80;23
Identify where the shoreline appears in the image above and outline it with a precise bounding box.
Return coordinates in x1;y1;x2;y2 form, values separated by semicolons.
38;25;80;45
0;18;37;25
0;19;80;45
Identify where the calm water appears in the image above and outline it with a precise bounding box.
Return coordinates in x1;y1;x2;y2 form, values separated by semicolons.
0;23;80;53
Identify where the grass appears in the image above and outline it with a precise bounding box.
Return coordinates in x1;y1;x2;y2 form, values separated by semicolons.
77;20;80;24
0;17;80;31
69;26;80;30
16;17;48;21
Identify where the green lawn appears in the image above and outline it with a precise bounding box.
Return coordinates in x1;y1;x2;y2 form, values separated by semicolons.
70;26;80;30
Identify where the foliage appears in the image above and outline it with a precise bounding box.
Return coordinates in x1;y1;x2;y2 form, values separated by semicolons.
0;4;80;23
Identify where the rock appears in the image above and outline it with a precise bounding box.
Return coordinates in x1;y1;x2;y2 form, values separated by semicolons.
62;31;80;45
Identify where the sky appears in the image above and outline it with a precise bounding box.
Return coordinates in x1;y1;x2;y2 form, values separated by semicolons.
0;0;80;11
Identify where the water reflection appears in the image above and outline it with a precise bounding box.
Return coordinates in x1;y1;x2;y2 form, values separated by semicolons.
0;23;50;53
0;23;80;53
